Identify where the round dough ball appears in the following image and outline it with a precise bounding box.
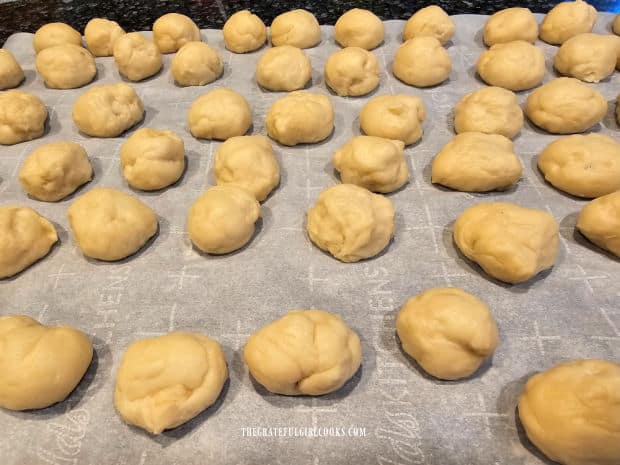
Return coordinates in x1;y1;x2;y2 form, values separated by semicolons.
360;94;426;145
265;91;334;146
539;0;597;45
35;44;96;89
33;22;82;53
525;77;606;134
393;36;451;87
72;83;144;137
187;185;260;254
0;206;57;279
518;359;620;465
307;183;394;262
120;128;185;191
0;90;47;145
454;86;523;139
333;136;409;193
84;18;125;56
453;202;559;284
614;15;620;35
222;10;266;53
402;5;455;45
187;88;251;140
256;45;311;91
432;132;522;192
19;141;93;201
554;33;617;83
477;40;545;91
113;32;162;82
152;13;200;53
0;315;92;410
67;188;158;261
243;309;361;395
171;41;223;86
270;9;321;49
483;7;538;46
0;49;24;90
577;191;620;257
396;288;499;380
325;47;380;97
334;8;384;50
214;135;280;202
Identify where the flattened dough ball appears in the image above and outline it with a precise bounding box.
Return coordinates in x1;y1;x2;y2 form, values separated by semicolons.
577;191;620;257
188;88;251;140
0;90;47;145
256;45;311;91
325;47;380;97
540;0;597;45
270;9;321;49
243;309;362;396
84;18;125;56
33;22;82;53
483;8;538;46
152;13;200;53
402;5;455;45
113;33;162;81
0;49;24;89
554;33;618;82
335;8;384;50
360;94;426;145
393;36;451;87
222;10;266;53
172;41;223;86
477;41;545;91
35;44;96;89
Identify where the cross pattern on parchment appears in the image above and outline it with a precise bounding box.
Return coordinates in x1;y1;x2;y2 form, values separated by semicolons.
462;393;508;440
221;319;251;351
296;397;338;430
135;303;178;338
168;265;200;290
48;263;76;290
592;307;620;342
430;262;468;286
520;321;560;357
567;264;609;294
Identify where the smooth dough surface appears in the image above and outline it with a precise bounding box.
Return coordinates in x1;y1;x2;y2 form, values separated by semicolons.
577;191;620;257
84;18;125;56
222;10;266;53
539;0;597;45
188;88;251;140
113;32;162;81
360;94;426;145
35;44;96;89
256;45;311;91
477;40;545;91
0;90;47;145
614;14;620;35
172;41;223;86
483;8;538;45
402;5;454;45
334;8;384;50
33;22;82;53
393;36;451;87
152;13;200;53
0;49;24;90
325;47;380;97
270;9;321;48
554;33;618;82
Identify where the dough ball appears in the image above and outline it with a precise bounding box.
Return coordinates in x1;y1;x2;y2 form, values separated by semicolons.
67;188;158;261
152;13;200;53
171;41;223;86
72;83;144;137
35;44;96;89
19;141;93;201
113;32;162;81
187;88;251;140
325;47;380;97
577;191;620;257
539;0;597;45
360;94;426;145
432;132;522;192
554;33;617;83
538;134;620;198
0;206;57;279
0;315;92;410
525;77;606;134
84;18;125;56
33;22;82;53
120;128;185;191
333;136;409;193
334;8;384;50
454;86;523;139
402;5;455;45
0;49;24;90
256;45;311;91
265;91;334;146
187;185;260;254
453;202;559;284
614;15;620;35
393;36;451;87
270;9;321;48
222;10;266;53
214;135;280;202
307;183;394;262
0;90;47;145
243;309;361;395
483;7;538;46
518;359;620;465
477;40;545;91
396;288;499;380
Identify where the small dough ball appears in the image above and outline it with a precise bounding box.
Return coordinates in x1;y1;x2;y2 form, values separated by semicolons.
152;13;200;53
33;22;82;53
477;40;545;91
518;359;620;465
393;36;451;87
0;49;24;89
402;5;455;45
540;0;597;45
577;191;620;257
270;9;321;48
172;41;223;86
307;183;394;262
538;134;620;198
334;8;384;50
84;18;125;56
214;135;280;202
483;7;538;46
243;309;361;395
187;88;251;140
333;136;409;193
72;83;144;137
432;132;522;192
120;128;185;191
454;86;523;139
266;91;334;146
614;15;620;35
187;185;260;254
0;207;57;279
19;141;93;201
35;44;96;89
113;32;162;82
0;90;47;145
0;315;92;410
396;288;499;380
360;94;426;145
325;47;380;97
454;202;559;284
68;188;158;261
256;45;311;91
222;10;266;53
554;33;617;82
525;77;606;134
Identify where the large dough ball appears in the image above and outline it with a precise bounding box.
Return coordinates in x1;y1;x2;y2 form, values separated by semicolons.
335;8;384;50
171;41;223;86
115;332;227;434
518;359;620;465
120;128;185;191
113;32;162;81
393;36;451;87
152;13;200;53
539;0;597;45
432;132;522;192
307;183;394;262
396;288;499;380
614;15;620;35
325;47;380;97
454;202;559;284
0;49;24;90
84;18;125;56
68;188;158;261
554;33;618;83
243;309;362;395
270;9;321;48
402;5;455;45
483;7;538;46
33;22;82;53
477;40;545;91
256;45;311;91
19;141;93;201
577;191;620;257
265;91;333;146
187;88;251;140
35;44;96;89
0;315;92;410
0;90;47;145
360;94;426;145
222;10;266;53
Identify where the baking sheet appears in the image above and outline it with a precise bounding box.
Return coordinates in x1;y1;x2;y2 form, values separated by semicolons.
1;14;619;465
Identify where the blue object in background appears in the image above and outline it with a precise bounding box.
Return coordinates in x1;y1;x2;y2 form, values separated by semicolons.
593;0;620;12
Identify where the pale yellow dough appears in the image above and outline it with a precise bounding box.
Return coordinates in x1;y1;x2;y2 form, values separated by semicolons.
84;18;125;56
0;49;24;90
577;191;620;257
540;0;597;45
222;10;266;53
483;8;538;46
393;36;451;87
113;33;162;81
477;40;545;91
152;13;200;53
614;14;620;35
0;90;47;145
256;45;311;91
554;33;618;82
188;88;252;140
35;44;96;89
360;94;426;145
325;47;380;97
334;8;384;50
33;22;82;53
270;9;321;48
172;41;223;86
402;5;454;45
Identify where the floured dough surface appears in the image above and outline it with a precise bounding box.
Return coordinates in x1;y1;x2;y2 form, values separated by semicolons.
334;8;384;50
477;40;545;91
188;88;252;140
0;90;47;145
360;94;426;145
577;191;620;257
402;5;455;45
539;0;597;45
324;47;380;97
